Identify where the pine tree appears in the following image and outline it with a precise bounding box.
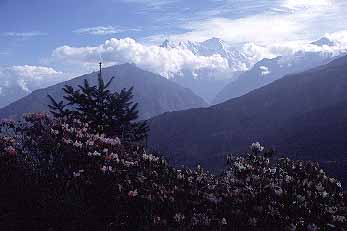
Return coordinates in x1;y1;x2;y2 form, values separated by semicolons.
48;63;149;143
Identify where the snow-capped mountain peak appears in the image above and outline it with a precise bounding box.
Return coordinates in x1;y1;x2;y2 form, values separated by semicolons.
161;38;228;55
160;38;253;73
311;37;336;47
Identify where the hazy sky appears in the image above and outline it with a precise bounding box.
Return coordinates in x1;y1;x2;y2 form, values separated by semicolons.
1;0;347;84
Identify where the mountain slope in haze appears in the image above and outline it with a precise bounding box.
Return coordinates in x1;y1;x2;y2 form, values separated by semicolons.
148;55;347;178
173;70;236;103
0;85;28;109
0;64;207;120
213;51;337;104
0;68;66;109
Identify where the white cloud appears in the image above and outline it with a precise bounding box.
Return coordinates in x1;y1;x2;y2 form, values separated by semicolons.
73;26;140;35
324;30;347;45
2;32;48;37
163;15;303;45
0;65;67;92
282;0;335;10
119;0;176;8
52;37;230;78
244;30;347;61
146;0;347;46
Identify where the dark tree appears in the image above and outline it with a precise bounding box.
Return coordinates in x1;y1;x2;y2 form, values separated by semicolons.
48;63;148;143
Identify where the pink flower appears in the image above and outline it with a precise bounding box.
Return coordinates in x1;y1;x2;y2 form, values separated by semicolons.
128;190;138;197
5;146;16;156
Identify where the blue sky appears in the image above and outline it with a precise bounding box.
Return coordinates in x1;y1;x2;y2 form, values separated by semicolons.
1;0;347;83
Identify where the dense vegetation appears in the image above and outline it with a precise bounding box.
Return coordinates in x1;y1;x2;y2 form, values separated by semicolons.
0;70;346;231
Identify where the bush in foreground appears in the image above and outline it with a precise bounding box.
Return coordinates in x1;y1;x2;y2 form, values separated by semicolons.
0;115;346;231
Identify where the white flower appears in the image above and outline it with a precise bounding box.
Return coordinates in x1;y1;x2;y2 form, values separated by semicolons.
297;194;305;203
327;206;338;214
50;129;59;135
249;217;257;226
316;183;324;192
63;138;72;144
73;119;81;124
123;161;135;167
98;136;121;145
109;153;119;160
101;165;112;172
250;142;264;153
320;191;328;198
174;213;185;223
73;172;81;177
288;223;297;231
73;141;83;148
234;162;246;171
273;186;283;196
285;175;293;183
86;140;94;146
142;153;159;162
177;173;184;180
333;215;346;223
153;216;161;224
221;218;227;225
307;223;318;231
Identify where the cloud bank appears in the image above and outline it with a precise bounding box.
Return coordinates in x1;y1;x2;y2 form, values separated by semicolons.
73;26;140;36
50;30;347;80
73;26;122;35
244;30;347;62
0;65;67;93
52;37;230;78
2;32;48;38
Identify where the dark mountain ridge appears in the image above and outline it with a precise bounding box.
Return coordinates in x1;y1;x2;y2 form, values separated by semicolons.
148;55;347;183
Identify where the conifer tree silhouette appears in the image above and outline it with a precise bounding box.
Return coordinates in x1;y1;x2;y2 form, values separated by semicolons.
48;63;149;143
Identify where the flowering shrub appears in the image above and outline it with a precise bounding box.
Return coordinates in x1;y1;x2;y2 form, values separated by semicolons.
0;115;346;231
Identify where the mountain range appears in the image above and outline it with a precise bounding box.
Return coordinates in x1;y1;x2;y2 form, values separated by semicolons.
162;36;346;103
213;51;337;104
0;63;207;120
148;55;347;182
1;36;345;108
0;84;29;109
